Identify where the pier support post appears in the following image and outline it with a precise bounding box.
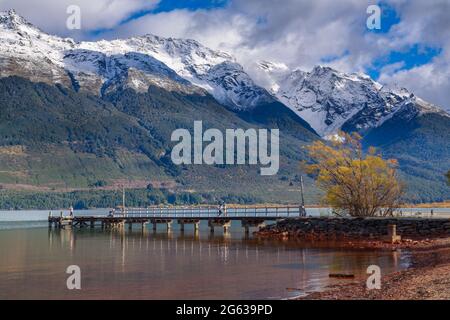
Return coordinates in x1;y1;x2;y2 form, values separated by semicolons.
153;223;157;231
386;224;401;243
177;219;200;233
166;221;172;232
208;219;231;234
241;219;265;236
194;222;200;232
141;223;148;235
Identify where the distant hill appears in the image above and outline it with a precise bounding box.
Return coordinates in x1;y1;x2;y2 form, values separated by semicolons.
364;105;450;202
0;76;320;205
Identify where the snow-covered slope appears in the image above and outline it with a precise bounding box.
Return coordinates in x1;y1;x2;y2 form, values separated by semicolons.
0;10;269;109
0;9;76;87
1;9;447;136
78;35;275;108
257;62;449;137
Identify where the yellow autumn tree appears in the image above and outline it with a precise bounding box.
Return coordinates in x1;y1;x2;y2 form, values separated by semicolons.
305;132;403;217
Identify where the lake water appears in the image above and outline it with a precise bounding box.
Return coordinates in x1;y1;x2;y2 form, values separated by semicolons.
1;208;442;300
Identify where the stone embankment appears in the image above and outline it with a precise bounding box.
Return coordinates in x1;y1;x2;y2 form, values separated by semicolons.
257;217;450;241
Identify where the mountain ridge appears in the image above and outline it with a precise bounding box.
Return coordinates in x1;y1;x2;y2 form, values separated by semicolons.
0;9;449;203
256;62;449;137
1;9;448;139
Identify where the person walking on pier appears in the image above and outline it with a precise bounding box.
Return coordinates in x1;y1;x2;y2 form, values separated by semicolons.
108;209;115;218
218;202;223;216
217;201;227;217
223;203;227;217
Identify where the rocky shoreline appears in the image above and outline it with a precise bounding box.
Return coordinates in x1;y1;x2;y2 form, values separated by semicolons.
256;217;450;242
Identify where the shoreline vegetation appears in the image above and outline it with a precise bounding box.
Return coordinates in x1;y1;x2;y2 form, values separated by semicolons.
0;187;448;211
0;189;266;210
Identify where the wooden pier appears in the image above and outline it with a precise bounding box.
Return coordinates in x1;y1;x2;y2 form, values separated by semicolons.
48;205;306;233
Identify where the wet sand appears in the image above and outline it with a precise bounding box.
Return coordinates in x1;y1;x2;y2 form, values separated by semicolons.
300;238;450;300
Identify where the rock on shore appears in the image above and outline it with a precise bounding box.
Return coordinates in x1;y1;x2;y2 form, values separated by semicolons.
257;217;450;241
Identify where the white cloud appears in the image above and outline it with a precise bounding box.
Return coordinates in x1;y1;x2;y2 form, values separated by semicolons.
376;0;450;110
109;1;381;76
0;0;159;38
379;55;450;110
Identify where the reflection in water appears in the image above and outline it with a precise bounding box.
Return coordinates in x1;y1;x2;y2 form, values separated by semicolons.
48;228;76;253
0;225;411;300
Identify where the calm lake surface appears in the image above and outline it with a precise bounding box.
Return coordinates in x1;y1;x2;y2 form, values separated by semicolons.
1;208;445;300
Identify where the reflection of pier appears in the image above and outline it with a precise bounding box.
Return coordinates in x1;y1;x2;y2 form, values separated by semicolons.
48;205;305;234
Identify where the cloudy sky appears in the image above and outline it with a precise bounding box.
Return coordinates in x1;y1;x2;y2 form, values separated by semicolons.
1;0;449;110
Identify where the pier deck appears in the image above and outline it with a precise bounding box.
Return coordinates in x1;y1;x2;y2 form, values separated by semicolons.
48;205;306;233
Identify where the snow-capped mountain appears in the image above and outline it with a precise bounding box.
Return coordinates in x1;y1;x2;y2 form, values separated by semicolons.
257;62;449;137
0;9;448;138
0;9;270;110
0;9;76;88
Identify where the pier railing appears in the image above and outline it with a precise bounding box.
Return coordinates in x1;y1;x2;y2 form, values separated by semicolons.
123;205;305;219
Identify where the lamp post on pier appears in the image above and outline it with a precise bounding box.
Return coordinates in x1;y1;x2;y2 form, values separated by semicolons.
300;176;307;217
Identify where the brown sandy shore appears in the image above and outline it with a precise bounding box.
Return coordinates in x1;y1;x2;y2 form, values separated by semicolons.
299;238;450;300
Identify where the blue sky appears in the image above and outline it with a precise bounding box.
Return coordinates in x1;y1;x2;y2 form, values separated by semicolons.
152;0;229;13
91;0;231;38
367;45;442;80
370;1;400;34
363;2;441;80
119;0;229;27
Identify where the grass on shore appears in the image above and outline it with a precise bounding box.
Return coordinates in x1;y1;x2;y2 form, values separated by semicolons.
404;201;450;208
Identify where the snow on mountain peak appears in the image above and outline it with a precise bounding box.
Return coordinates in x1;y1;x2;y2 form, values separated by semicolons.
0;11;447;135
258;60;289;73
0;11;265;109
75;33;266;108
0;9;43;36
257;62;447;137
1;9;25;27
